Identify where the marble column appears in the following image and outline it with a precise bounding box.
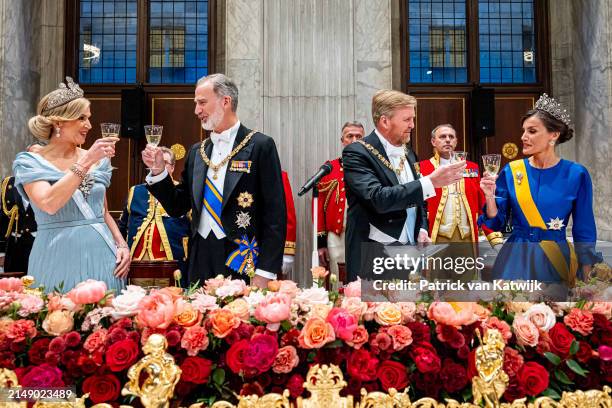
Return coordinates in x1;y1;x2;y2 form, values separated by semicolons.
570;0;612;241
0;0;42;177
0;0;63;178
224;0;393;284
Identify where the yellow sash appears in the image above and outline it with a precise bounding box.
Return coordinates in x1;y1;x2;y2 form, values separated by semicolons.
509;160;578;285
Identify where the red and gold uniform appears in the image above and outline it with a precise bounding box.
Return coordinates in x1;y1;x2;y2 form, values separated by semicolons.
282;171;296;257
314;158;346;277
419;154;502;247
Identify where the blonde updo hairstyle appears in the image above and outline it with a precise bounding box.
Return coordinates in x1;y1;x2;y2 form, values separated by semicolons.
28;93;90;142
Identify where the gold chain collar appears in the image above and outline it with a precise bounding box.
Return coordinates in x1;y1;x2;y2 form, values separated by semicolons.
357;140;407;176
199;130;256;180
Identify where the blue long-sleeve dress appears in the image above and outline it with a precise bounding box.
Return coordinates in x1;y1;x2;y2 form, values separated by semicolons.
478;158;600;283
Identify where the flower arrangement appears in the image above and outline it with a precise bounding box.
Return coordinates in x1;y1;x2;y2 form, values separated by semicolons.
0;275;610;406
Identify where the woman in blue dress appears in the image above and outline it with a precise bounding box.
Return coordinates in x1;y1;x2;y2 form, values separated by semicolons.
479;94;600;286
12;77;129;292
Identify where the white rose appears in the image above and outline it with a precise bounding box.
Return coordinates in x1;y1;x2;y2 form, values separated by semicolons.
295;286;330;306
190;293;219;313
215;280;247;298
111;285;147;319
524;303;556;332
244;291;265;313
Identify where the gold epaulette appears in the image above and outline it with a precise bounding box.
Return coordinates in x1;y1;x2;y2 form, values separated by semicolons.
284;241;296;255
1;176;19;239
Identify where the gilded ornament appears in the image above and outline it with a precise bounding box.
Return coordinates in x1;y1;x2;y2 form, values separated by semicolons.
502;143;519;160
200;130;256;180
357;140;407;176
170;144;186;161
237;191;254;208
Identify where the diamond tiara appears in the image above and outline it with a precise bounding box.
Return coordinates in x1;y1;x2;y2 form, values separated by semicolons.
534;93;571;127
43;77;84;113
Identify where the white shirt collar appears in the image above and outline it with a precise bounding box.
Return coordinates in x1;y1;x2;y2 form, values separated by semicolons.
211;121;241;146
374;128;405;158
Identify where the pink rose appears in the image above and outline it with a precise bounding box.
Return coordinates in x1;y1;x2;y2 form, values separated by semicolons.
525;304;556;332
370;331;392;352
136;290;176;329
254;293;291;331
243;333;279;374
326;308;358;341
272;345;299;373
46;294;79;312
427;302;477;327
485;317;512;343
588;302;612;319
398;302;417;323
347;325;369;349
512;315;539;347
181;325;209;356
387;325;413;351
278;281;299;298
564;308;594;336
0;277;24;292
84;328;108;353
224;298;251;322
7;320;37;342
42;310;74;336
190;292;219;313
203;276;230;295
67;280;107;305
16;294;44;317
341;297;367;320
344;279;361;298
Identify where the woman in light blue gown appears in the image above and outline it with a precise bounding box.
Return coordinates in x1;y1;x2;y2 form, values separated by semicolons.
479;94;601;286
12;77;129;293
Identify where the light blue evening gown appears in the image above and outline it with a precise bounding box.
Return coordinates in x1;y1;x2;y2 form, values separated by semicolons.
12;152;125;293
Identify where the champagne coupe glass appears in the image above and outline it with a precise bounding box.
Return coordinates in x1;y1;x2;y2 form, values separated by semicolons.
144;125;163;172
100;123;120;167
482;153;501;199
449;151;467;195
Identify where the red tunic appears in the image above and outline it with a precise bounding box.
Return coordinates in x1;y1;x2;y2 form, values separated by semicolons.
419;156;502;245
314;158;346;239
282;171;297;256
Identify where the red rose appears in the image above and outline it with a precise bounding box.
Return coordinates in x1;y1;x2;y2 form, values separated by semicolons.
77;354;100;374
548;323;575;358
410;343;441;374
517;362;549;396
82;374;121;403
243;334;279;374
105;339;139;372
226;339;249;374
377;360;409;391
28;338;51;365
280;328;300;347
347;348;379;381
286;373;304;398
440;359;468;393
180;356;213;384
503;377;526;402
576;341;593;363
108;327;128;344
20;364;64;387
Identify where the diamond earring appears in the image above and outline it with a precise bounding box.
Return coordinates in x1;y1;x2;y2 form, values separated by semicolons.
549;140;555;146
55;127;61;137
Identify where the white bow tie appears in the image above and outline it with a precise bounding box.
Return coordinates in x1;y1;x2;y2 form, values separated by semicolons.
211;129;232;145
386;144;405;159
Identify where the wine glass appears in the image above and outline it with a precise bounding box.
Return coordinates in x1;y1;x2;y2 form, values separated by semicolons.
100;122;120;139
482;153;501;199
144;125;163;172
449;151;467;194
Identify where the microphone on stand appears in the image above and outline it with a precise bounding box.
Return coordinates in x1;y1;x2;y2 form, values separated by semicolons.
298;162;333;196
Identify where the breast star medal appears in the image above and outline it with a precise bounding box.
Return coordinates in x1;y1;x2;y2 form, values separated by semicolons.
547;217;565;230
237;191;254;208
515;170;523;185
236;211;251;229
